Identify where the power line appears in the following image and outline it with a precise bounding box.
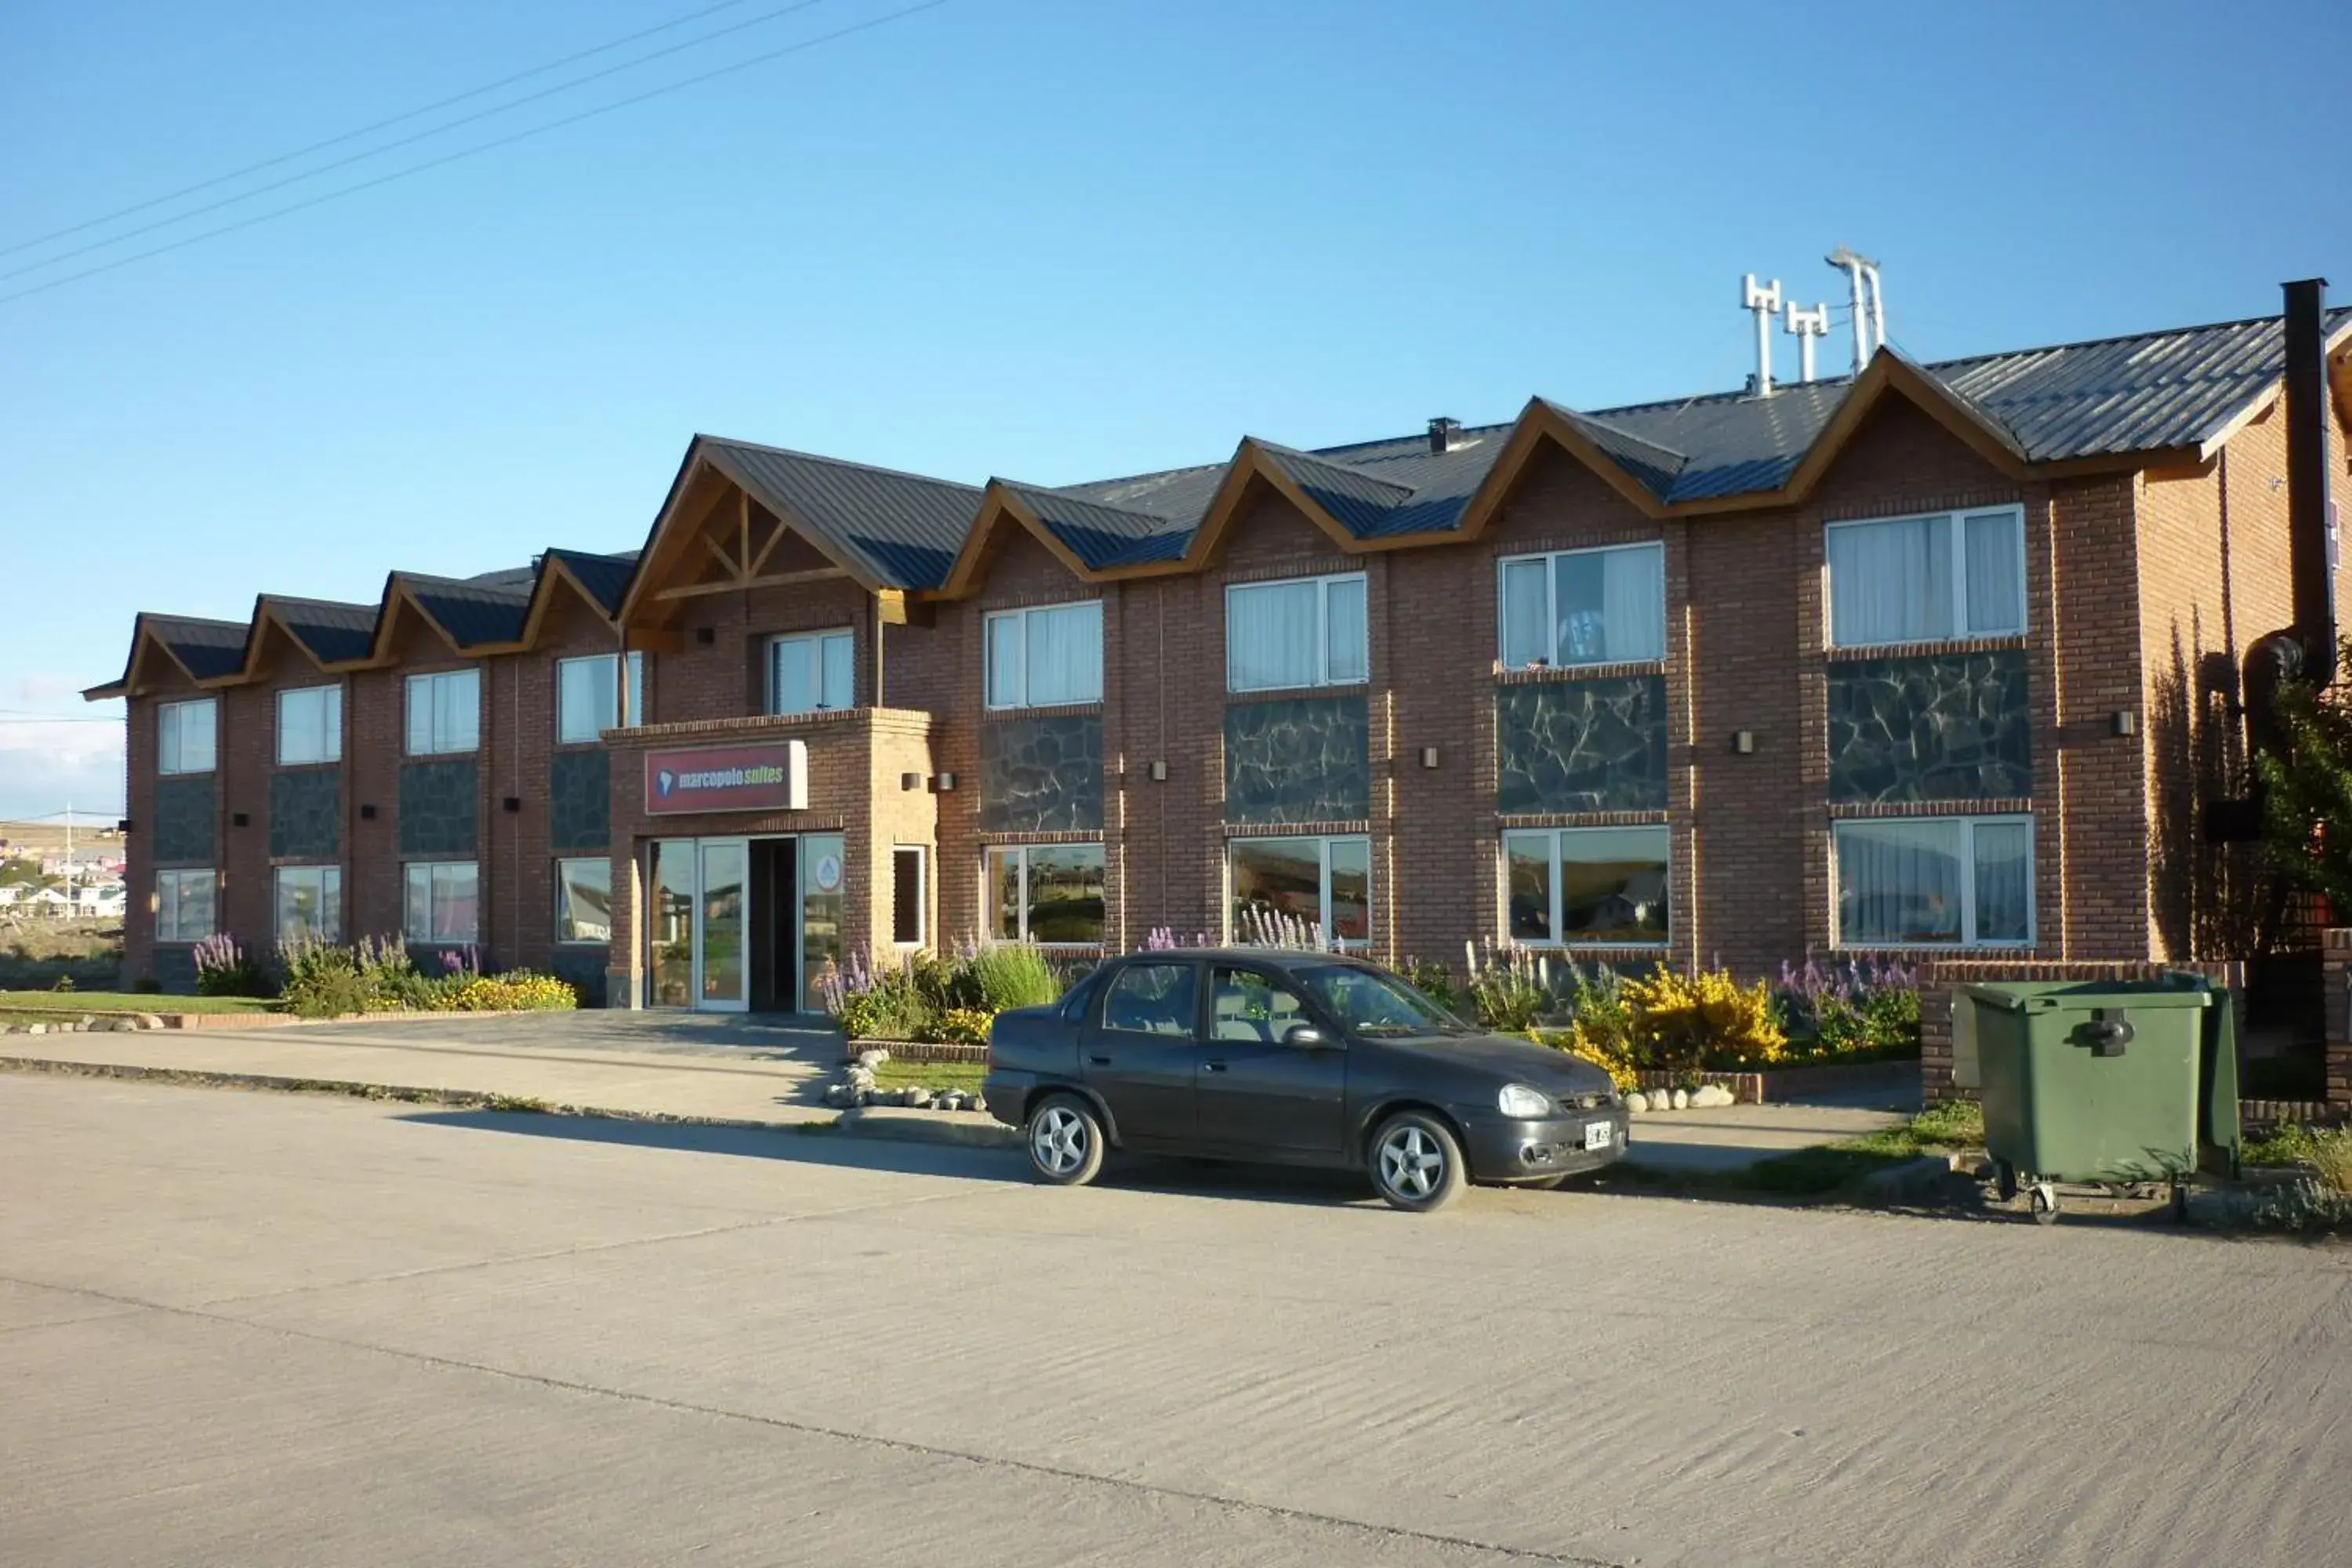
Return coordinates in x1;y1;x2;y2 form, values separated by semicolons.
3;0;843;283
0;0;950;308
0;0;777;262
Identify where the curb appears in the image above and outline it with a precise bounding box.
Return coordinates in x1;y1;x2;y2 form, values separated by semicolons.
1855;1152;1965;1202
0;1053;1022;1155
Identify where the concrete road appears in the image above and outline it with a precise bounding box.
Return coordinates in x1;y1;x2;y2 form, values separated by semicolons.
4;1077;2347;1568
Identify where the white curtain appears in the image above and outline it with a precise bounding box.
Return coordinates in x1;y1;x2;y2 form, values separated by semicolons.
1964;511;2025;635
1836;818;1962;943
559;658;615;741
1828;516;1951;645
1972;820;2032;942
818;632;853;710
1599;545;1665;661
1323;577;1367;684
985;616;1022;708
1025;602;1102;706
1500;559;1549;666
1229;581;1319;689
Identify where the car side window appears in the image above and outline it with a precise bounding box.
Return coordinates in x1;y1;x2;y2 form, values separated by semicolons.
1102;963;1198;1038
1209;966;1311;1044
1058;968;1105;1022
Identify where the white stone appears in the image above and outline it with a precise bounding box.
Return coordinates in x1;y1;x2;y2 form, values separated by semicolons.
1670;1088;1690;1110
823;1083;857;1108
903;1088;932;1109
24;1023;46;1036
855;1048;890;1069
136;1014;165;1030
1622;1091;1650;1115
1691;1084;1736;1109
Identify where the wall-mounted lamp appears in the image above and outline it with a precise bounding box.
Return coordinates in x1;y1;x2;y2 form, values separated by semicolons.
901;771;923;791
1419;746;1441;770
931;771;957;793
118;818;133;834
502;797;522;814
359;804;378;821
2112;710;2138;738
1149;760;1168;782
230;811;250;828
1731;731;1756;754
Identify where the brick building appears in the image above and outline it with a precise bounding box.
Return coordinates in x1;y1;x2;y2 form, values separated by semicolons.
87;295;2352;1010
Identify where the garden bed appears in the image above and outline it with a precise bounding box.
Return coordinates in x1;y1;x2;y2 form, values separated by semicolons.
1633;1058;1919;1106
840;1038;989;1064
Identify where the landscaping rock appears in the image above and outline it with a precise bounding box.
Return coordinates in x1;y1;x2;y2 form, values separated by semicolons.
967;1094;986;1115
823;1083;858;1109
24;1023;46;1036
933;1091;964;1112
1622;1091;1650;1115
135;1014;165;1031
903;1088;932;1109
855;1049;890;1069
846;1067;877;1092
1670;1088;1690;1110
1690;1084;1736;1109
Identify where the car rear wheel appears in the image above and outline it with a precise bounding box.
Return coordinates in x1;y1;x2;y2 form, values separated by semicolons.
1369;1111;1466;1213
1026;1094;1105;1187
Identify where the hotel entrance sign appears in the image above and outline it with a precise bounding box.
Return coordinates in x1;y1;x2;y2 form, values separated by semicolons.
644;741;808;815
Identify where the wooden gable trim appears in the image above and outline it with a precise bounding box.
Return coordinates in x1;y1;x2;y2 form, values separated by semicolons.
619;444;890;627
1181;441;1360;568
1449;399;1674;541
937;483;1098;601
367;577;468;665
514;553;622;649
1774;353;2031;505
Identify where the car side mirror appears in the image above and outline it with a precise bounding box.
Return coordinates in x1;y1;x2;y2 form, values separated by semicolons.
1283;1024;1333;1051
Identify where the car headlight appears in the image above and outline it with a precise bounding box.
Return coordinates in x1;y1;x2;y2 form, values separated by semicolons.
1497;1083;1552;1118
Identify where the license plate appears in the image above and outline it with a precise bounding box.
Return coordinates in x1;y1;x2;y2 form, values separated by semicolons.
1584;1120;1613;1149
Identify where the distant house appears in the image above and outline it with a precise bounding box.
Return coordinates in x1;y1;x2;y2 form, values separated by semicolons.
15;887;71;916
70;884;125;916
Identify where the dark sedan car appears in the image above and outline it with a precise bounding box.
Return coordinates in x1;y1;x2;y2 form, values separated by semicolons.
983;949;1626;1211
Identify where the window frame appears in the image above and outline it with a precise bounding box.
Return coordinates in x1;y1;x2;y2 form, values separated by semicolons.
982;600;1105;711
275;684;343;767
404;668;481;757
1831;812;2035;949
1823;504;2027;649
1494;541;1668;670
554;856;613;945
1224;572;1369;693
1100;960;1202;1040
402;860;480;945
1225;833;1373;951
1501;824;1671;949
985;842;1107;947
154;867;216;943
272;864;343;945
891;844;927;948
555;652;645;744
158;697;218;776
764;629;855;717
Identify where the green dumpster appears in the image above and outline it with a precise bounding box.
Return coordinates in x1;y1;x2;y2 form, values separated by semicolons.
1958;977;2241;1224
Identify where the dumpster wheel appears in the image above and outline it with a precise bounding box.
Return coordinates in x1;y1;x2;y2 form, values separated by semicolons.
2028;1182;2060;1225
1994;1160;2019;1202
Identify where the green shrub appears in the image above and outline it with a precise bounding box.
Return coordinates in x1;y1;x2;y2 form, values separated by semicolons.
964;943;1061;1011
1463;942;1550;1032
2244;1123;2352;1192
1399;956;1461;1015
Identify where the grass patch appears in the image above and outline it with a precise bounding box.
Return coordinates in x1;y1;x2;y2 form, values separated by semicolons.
873;1059;987;1095
2243;1123;2352;1192
0;990;275;1014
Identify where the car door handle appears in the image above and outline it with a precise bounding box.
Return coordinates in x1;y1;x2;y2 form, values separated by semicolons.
1203;1061;1228;1073
1087;1054;1112;1066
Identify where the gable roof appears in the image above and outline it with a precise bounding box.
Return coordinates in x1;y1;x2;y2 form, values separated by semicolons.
696;436;981;591
82;612;250;699
259;596;378;666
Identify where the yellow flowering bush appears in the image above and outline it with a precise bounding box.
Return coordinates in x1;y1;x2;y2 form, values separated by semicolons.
1620;967;1784;1075
432;971;581;1013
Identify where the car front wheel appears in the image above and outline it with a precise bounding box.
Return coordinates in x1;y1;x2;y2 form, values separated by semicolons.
1369;1111;1466;1213
1026;1093;1105;1188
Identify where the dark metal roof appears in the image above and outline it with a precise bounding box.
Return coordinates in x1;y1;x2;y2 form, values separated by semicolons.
999;483;1192;571
263;597;377;665
544;549;637;615
150;615;251;681
699;437;979;590
399;573;532;648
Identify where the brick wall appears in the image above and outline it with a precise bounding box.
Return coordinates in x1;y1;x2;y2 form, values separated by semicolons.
2318;928;2352;1110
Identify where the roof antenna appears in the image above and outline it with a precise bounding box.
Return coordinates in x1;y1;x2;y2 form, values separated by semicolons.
1784;300;1830;383
1742;274;1782;397
1827;246;1884;372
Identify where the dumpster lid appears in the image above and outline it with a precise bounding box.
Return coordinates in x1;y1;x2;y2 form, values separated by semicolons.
1959;979;2213;1014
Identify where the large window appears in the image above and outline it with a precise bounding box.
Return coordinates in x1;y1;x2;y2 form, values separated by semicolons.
985;601;1103;710
557;652;644;742
159;698;216;775
1497;543;1665;669
891;845;926;947
768;631;852;716
1226;573;1367;692
405;669;480;756
403;861;479;944
1504;826;1669;946
154;869;215;942
1834;815;2032;947
1826;506;2026;647
1229;836;1370;949
986;844;1105;945
276;685;342;765
274;866;342;944
554;857;612;944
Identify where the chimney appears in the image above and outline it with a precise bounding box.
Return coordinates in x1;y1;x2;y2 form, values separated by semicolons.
1427;417;1464;454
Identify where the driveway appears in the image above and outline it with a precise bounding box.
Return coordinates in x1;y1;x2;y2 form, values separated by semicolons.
4;1074;2347;1568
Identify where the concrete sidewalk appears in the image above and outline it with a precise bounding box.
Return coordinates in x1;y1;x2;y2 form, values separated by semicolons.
1623;1101;1910;1173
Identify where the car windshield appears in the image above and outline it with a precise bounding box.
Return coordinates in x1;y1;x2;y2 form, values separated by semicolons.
1289;963;1469;1036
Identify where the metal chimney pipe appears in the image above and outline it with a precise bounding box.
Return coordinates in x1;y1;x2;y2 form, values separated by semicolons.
1828;246;1874;373
2284;277;2336;691
1743;274;1781;397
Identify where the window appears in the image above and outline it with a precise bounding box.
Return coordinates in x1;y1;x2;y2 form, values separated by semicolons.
158;699;216;775
1229;836;1371;949
1209;964;1313;1043
986;844;1105;945
403;862;479;943
891;846;926;946
1825;506;2026;647
985;601;1103;709
274;866;342;944
405;669;480;755
1834;815;2032;947
154;869;215;942
768;631;852;716
557;653;644;743
1103;962;1198;1037
554;857;612;944
1226;573;1367;691
1497;543;1665;669
276;685;342;765
1504;826;1670;946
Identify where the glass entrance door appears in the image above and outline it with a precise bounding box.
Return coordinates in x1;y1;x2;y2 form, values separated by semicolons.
695;839;749;1011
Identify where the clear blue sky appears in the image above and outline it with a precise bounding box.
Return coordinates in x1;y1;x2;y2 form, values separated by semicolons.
3;0;2348;818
